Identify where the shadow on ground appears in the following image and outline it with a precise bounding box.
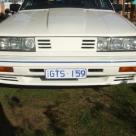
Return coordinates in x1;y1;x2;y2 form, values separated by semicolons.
0;103;15;136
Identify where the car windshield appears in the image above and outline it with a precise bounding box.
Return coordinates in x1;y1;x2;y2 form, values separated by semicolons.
21;0;113;10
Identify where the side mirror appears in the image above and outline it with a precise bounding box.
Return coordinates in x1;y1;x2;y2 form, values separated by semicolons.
10;4;20;13
113;4;122;12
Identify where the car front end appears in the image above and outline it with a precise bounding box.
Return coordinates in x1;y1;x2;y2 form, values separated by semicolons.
0;0;136;86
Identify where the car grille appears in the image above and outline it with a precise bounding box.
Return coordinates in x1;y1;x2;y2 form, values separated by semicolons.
37;39;51;49
114;75;134;81
82;39;96;49
36;37;97;51
0;75;18;81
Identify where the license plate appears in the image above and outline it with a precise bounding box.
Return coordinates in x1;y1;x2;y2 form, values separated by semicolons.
45;68;87;79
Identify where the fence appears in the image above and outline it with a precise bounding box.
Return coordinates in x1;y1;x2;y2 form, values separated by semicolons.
116;0;136;20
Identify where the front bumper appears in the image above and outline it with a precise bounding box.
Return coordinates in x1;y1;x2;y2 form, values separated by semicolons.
0;60;136;86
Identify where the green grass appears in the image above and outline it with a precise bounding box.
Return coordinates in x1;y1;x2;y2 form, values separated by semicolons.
0;84;136;136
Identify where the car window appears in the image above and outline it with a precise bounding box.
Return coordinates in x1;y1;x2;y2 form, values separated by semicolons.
21;0;113;10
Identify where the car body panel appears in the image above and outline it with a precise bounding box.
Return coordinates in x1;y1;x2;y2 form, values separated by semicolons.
0;3;136;86
0;8;136;37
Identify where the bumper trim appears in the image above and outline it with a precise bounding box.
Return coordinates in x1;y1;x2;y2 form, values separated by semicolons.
0;60;136;64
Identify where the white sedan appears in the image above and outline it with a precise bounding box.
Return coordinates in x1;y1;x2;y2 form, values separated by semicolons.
0;0;136;86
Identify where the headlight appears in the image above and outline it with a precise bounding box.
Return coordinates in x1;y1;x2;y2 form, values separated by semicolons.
97;37;136;52
0;37;35;52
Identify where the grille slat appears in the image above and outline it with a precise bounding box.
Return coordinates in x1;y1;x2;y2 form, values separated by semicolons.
88;69;103;72
38;39;50;42
83;40;95;42
82;43;95;45
30;69;44;72
114;75;134;81
38;43;51;45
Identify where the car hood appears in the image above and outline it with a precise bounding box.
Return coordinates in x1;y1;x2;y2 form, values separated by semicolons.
0;8;136;37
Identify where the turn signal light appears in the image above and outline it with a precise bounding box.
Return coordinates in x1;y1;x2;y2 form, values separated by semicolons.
119;67;136;72
0;67;13;72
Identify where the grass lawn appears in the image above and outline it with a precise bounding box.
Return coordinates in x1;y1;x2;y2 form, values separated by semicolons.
0;84;136;136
